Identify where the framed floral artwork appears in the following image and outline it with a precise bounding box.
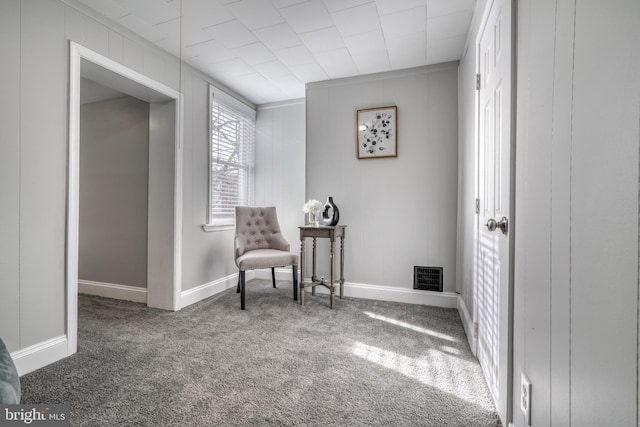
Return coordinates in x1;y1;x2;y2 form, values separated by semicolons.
356;106;397;159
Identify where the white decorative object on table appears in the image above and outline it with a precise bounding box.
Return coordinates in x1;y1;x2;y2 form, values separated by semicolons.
303;199;323;227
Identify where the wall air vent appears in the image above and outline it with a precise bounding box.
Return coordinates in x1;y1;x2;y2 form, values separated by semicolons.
413;266;443;292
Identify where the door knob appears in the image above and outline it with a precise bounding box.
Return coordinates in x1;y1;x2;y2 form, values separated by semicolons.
486;217;509;235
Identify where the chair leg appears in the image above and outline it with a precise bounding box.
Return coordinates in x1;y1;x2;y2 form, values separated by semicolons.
240;271;246;310
292;264;298;301
271;267;276;288
236;275;240;293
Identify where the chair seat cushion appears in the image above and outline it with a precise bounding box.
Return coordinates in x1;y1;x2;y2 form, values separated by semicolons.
0;338;20;404
236;249;298;271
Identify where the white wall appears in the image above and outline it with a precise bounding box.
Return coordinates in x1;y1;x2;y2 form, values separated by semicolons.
0;0;256;368
459;1;640;424
305;64;459;295
512;0;640;425
79;96;150;288
255;100;306;249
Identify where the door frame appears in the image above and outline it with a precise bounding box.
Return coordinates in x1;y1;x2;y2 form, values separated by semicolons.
67;42;183;355
472;0;517;423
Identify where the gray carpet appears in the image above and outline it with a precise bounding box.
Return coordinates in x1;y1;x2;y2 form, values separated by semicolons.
21;279;501;426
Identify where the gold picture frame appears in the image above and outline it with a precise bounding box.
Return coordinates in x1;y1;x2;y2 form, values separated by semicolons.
356;105;397;159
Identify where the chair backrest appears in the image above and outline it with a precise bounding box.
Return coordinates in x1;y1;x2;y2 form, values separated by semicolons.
234;206;290;259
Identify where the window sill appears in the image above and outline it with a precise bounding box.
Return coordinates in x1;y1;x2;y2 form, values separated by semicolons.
202;223;234;232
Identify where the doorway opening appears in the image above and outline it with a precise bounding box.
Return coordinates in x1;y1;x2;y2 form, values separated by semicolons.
67;42;183;356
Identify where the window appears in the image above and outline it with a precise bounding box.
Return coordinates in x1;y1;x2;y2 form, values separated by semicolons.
207;86;255;228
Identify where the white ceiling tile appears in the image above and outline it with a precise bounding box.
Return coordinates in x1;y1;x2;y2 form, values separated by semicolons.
380;6;426;39
253;23;302;51
182;0;235;28
352;51;391;74
279;0;333;33
427;10;473;40
253;60;291;78
332;2;381;37
314;48;359;78
426;34;466;64
216;73;273;103
183;39;237;62
299;27;345;53
344;30;390;73
82;0;473;103
270;74;305;98
209;58;256;77
179;17;213;46
152;17;180;39
271;0;308;8
118;14;166;42
289;62;329;83
322;0;374;12
427;0;476;18
226;0;285;30
386;33;426;69
80;0;129;21
274;44;315;67
343;29;386;54
233;42;278;65
202;19;258;48
113;0;180;25
375;0;425;15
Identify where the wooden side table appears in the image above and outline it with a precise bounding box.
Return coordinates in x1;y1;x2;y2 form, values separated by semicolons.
298;225;346;308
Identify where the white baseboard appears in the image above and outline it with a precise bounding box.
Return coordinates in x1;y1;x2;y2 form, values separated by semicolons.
179;271;255;309
254;269;458;308
457;295;476;354
78;280;147;303
11;335;69;376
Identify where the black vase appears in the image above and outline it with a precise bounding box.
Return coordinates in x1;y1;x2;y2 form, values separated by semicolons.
321;196;339;226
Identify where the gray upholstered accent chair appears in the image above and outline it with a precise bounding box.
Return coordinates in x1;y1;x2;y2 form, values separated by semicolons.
234;206;298;310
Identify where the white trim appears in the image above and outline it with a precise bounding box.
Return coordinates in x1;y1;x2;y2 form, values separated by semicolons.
67;43;81;356
179;271;256;309
68;42;183;359
306;62;458;89
257;98;305;110
253;270;458;308
457;295;476;354
11;336;68;376
173;93;184;311
202;223;235;232
78;280;148;303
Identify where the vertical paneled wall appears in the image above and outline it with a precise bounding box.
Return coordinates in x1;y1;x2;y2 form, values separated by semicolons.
305;65;459;291
18;0;67;349
0;0;22;351
459;0;640;424
511;0;640;425
255;100;306;247
179;73;238;292
0;0;253;358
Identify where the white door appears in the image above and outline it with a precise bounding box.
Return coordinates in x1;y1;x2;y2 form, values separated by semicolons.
476;0;512;422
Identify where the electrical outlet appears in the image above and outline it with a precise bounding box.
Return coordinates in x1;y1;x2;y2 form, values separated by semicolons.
520;373;532;426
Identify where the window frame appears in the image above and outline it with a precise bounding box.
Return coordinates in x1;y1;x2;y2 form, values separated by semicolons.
204;85;256;231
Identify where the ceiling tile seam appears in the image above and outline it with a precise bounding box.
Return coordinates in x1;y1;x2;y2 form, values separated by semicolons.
151;16;180;28
202;18;236;31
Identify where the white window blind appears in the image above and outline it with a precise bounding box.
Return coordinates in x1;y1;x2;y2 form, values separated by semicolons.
209;88;255;226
